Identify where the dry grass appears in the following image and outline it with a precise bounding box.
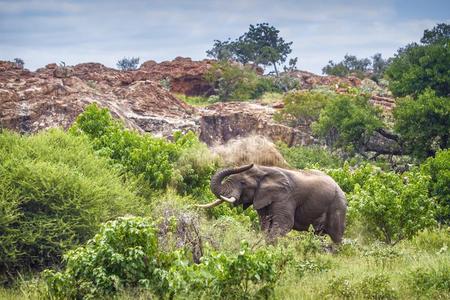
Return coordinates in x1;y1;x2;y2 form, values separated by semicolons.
212;135;288;168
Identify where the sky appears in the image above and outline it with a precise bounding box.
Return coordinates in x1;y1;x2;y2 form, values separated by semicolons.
1;0;449;73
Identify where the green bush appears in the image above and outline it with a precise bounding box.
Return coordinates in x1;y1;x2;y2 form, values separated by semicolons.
385;39;450;97
393;90;449;160
410;227;450;252
351;168;437;244
326;274;397;300
312;94;383;154
43;216;287;299
274;90;335;126
43;216;174;299
70;104;216;197
421;149;450;223
326;163;377;194
204;61;280;101
407;263;450;296
278;143;343;169
0;130;142;280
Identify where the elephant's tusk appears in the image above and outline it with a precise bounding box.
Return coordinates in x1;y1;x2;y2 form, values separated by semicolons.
195;199;224;208
219;195;236;203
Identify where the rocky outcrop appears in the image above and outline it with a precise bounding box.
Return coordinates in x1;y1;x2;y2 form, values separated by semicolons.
0;61;197;136
199;102;313;146
287;70;362;89
0;59;394;148
139;57;214;96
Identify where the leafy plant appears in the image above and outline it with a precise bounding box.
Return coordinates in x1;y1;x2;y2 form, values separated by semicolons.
204;61;279;101
43;216;287;299
278;143;343;169
116;57;140;71
312;94;383;154
0;129;142;281
421;149;450;223
274;90;334;126
393;89;449;160
351;168;437;244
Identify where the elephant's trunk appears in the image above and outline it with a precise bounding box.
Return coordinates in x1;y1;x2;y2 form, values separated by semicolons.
210;164;254;198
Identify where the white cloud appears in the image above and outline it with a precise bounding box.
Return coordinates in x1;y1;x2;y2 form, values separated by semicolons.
0;0;448;73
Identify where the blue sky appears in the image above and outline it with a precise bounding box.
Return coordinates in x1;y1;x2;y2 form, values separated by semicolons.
1;0;449;73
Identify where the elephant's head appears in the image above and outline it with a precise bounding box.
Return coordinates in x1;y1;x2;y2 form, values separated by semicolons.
197;164;289;210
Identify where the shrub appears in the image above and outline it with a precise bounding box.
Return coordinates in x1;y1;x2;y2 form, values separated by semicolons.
116;57;140;71
204;61;280;101
411;227;450;252
43;216;287;299
0;130;142;280
274;90;334;126
351;168;437;244
43;216;175;299
393;90;449;160
278;143;343;169
312;94;383;154
421;149;450;223
358;274;398;300
70;104;215;195
326;274;397;300
385;39;450;97
326;163;377;194
407;263;450;296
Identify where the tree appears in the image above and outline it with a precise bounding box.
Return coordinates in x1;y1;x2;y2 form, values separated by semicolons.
385;23;450;97
206;23;293;76
312;95;384;155
421;23;450;45
206;40;234;61
322;54;371;77
13;58;24;69
371;53;391;81
116;57;140;71
393;89;450;159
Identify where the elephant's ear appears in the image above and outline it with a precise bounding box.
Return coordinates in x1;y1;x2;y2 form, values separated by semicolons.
253;170;290;210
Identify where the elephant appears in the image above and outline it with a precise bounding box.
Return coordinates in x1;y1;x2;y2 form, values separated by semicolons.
197;164;347;243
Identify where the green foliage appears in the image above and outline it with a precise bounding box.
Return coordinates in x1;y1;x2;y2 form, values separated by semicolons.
274;90;334;126
277;143;343;169
207;23;293;74
421;23;450;45
0;129;142;280
393;90;449;160
43;216;173;299
421;149;450;223
43;216;286;299
70;104;216;196
326;163;376;194
351;168;436;244
204;61;280;101
116;57;140;71
326;274;397;300
385;39;450;97
410;227;450;252
322;53;390;79
407;264;450;296
170;241;286;299
312;94;383;153
175;93;214;106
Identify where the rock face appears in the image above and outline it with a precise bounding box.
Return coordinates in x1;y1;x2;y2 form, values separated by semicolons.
139;57;214;96
0;61;197;137
0;59;395;148
199;102;313;146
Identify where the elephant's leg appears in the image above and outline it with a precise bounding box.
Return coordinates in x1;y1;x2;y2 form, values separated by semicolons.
326;208;346;244
267;201;295;242
257;206;272;233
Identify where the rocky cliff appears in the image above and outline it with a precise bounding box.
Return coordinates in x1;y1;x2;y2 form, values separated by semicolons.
0;58;394;147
